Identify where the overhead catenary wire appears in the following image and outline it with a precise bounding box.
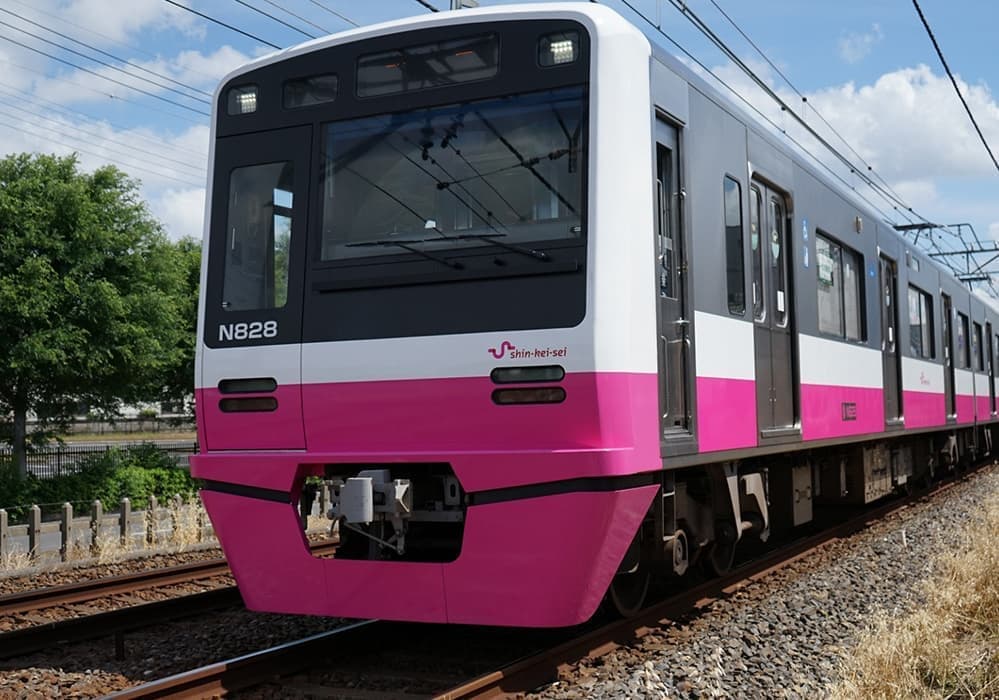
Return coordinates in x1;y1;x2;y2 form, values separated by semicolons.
231;0;317;40
6;0;221;83
0;80;209;160
256;0;334;36
604;1;897;224
704;0;914;216
412;0;441;13
0;117;204;188
0;56;207;126
0;18;210;106
161;0;282;50
0;7;211;100
306;1;359;28
0;101;207;175
911;0;999;175
0;33;210;116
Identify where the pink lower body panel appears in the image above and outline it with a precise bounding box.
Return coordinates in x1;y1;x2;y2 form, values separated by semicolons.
956;395;975;425
696;376;757;452
903;390;946;429
800;384;884;441
977;396;994;422
200;484;658;627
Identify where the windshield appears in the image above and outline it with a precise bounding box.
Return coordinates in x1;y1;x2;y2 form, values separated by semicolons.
319;85;586;261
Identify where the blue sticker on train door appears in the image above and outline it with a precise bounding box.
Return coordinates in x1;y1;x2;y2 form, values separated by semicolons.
802;218;809;268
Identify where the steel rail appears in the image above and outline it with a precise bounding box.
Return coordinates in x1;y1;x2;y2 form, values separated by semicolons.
0;542;337;616
435;463;991;699
0;558;232;616
0;587;241;659
105;620;385;700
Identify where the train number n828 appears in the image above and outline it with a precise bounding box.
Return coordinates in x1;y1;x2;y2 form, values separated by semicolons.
218;321;278;342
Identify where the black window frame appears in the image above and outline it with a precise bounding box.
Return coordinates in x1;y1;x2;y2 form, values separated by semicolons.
907;284;935;359
815;231;865;342
723;175;745;316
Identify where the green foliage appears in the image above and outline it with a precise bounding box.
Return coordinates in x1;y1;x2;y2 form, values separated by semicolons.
0;153;193;476
0;444;199;522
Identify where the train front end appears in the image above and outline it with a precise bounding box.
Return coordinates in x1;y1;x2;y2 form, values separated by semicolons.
192;3;660;627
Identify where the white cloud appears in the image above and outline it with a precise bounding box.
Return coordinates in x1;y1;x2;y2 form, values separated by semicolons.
838;24;883;64
54;0;201;44
150;187;207;241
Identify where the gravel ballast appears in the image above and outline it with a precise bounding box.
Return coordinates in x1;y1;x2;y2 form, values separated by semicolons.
537;465;999;699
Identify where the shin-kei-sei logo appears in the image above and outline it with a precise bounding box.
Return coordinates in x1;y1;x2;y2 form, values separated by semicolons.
488;341;516;359
919;372;931;386
487;341;568;360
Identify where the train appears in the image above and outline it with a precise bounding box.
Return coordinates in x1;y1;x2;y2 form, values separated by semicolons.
191;2;998;627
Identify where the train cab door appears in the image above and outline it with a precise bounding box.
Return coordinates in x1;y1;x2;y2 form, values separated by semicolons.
750;182;798;436
201;126;311;450
879;255;903;425
655;118;694;444
942;294;957;418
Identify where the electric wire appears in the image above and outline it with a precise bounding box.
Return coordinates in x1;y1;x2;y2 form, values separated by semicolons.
412;0;441;13
705;0;913;214
231;0;317;40
6;0;220;83
306;1;359;28
0;33;210;116
911;0;999;175
612;1;898;223
161;0;281;49
0;18;210;105
0;55;207;126
0;100;206;175
658;0;918;218
256;0;334;36
0;80;208;160
0;117;204;187
0;7;211;99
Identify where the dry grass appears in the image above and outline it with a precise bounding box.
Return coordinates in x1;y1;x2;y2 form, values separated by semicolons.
832;494;999;699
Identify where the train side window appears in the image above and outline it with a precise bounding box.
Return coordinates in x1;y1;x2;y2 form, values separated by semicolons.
957;312;970;368
816;232;864;341
973;322;984;370
750;186;764;319
723;176;744;315
908;285;934;358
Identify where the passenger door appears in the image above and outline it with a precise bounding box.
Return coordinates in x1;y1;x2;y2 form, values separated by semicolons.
942;294;956;419
988;323;996;414
880;255;903;425
655;119;693;442
751;182;797;435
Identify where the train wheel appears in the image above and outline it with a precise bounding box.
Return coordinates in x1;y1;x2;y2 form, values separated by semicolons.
702;521;738;576
607;566;651;617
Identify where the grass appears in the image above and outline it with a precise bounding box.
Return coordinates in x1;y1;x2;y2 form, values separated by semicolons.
831;493;999;699
0;497;216;574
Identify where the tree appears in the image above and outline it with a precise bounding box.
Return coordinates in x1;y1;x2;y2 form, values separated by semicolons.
158;236;201;411
0;153;187;477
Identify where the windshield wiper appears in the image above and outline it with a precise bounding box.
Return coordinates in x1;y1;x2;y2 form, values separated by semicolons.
453;233;550;261
347;238;464;270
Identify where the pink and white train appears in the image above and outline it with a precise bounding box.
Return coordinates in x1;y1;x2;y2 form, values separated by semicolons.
191;3;998;626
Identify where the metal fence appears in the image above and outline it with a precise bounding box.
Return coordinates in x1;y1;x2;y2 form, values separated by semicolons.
0;441;198;479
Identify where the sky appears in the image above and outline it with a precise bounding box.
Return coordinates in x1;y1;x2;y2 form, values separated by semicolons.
1;0;997;267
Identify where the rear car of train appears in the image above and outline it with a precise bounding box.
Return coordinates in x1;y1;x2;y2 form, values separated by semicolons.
191;3;662;626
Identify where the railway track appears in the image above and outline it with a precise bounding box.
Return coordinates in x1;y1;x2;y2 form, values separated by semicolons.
107;464;989;699
0;542;336;660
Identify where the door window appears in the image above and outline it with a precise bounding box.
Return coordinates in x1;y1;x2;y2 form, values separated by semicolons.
750;187;764;320
723;176;744;315
222;162;294;311
770;197;788;327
